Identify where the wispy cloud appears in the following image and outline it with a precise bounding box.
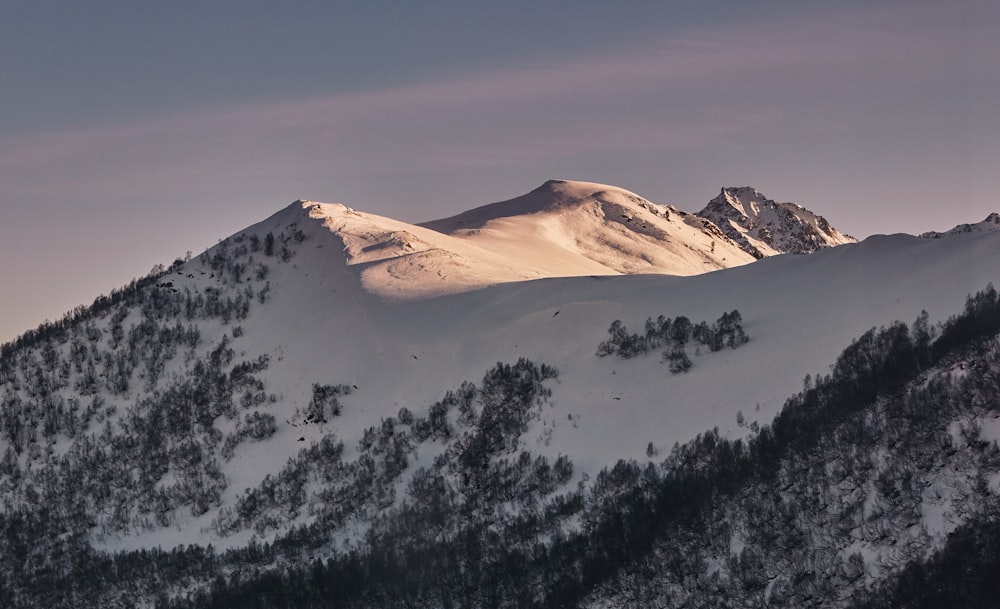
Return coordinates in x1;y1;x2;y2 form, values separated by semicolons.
0;2;995;202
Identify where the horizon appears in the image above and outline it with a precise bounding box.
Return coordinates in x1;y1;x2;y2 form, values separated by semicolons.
2;0;998;343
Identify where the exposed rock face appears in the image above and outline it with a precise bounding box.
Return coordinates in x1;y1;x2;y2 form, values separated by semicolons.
697;186;856;258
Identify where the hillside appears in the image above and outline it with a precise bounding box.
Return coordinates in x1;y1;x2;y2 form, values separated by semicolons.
1;187;1000;607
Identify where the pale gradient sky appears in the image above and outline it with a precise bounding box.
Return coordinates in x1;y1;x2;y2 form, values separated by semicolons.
2;0;998;343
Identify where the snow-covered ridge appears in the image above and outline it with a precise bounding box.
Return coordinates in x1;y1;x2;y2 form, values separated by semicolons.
920;212;1000;238
298;179;863;302
298;180;764;299
697;186;856;258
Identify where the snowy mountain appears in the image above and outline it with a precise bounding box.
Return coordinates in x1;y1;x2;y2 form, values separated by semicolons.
697;186;856;258
920;211;1000;238
1;183;1000;608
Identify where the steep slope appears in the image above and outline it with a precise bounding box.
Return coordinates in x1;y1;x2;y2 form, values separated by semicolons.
697;186;856;258
581;301;1000;609
920;212;1000;238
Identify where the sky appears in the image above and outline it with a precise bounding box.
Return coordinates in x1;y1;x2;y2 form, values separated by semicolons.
1;0;998;343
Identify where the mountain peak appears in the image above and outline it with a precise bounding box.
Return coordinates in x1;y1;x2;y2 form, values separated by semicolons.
715;186;769;218
698;187;855;258
419;179;656;232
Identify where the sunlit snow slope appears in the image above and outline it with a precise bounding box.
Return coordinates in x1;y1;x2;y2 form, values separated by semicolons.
420;179;756;278
307;180;860;299
311;180;776;300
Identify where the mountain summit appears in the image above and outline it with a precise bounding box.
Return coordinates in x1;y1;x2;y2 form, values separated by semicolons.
697;186;856;258
299;180;856;299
